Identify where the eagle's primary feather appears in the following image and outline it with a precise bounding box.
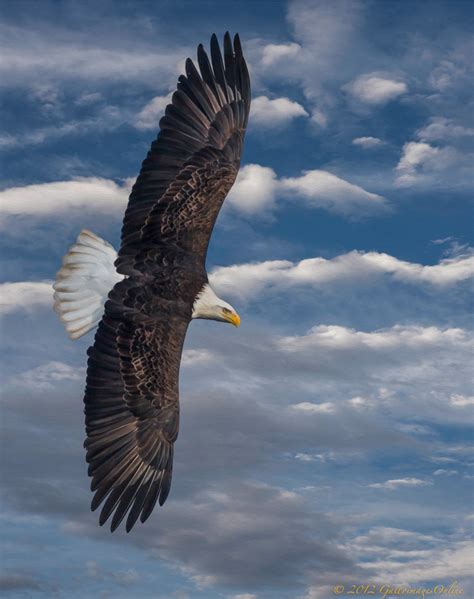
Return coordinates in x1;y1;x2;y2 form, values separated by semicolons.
82;33;250;532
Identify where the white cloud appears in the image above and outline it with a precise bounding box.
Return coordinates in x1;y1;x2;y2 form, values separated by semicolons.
0;167;385;224
211;258;291;298
396;142;439;172
352;136;383;148
349;526;437;546
416;117;474;142
227;164;279;214
227;165;387;217
291;402;336;414
294;453;325;462
280;170;388;216
210;250;474;300
449;394;474;407
250;95;308;128
360;250;474;285
279;325;465;353
0;281;53;315
345;73;407;104
394;141;459;187
433;469;458;476
134;93;173;130
368;478;432;490
260;42;301;67
0;177;131;223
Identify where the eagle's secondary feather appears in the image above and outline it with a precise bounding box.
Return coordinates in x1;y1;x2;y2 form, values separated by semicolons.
83;32;250;532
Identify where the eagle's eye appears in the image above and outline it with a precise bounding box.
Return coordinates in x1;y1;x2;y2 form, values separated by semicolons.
222;307;232;315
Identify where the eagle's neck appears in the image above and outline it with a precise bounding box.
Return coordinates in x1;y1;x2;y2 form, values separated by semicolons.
192;283;230;320
192;283;220;319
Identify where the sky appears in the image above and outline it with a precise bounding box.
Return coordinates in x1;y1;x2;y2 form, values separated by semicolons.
0;0;473;597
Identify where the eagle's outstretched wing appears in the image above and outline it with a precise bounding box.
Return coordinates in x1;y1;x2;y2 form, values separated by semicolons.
116;32;250;276
85;278;192;532
83;33;250;532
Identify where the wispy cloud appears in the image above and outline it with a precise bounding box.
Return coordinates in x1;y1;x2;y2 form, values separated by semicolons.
61;482;352;589
368;478;433;490
417;117;474;142
345;527;474;586
0;105;126;150
285;0;365;102
0;23;182;88
433;469;458;476
17;361;83;390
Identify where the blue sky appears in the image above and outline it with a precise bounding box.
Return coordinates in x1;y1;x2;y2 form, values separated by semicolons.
1;0;473;597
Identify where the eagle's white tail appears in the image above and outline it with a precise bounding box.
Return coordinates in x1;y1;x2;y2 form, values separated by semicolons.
53;230;124;340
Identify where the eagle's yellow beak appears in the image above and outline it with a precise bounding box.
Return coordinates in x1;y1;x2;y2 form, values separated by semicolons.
226;312;241;327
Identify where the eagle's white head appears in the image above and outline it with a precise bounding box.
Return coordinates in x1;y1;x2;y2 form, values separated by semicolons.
192;283;240;327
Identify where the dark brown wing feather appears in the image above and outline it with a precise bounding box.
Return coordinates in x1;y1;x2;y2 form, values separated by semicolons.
85;278;195;533
116;32;251;276
84;33;250;532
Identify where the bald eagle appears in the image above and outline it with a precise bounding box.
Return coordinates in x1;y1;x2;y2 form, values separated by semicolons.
53;33;250;532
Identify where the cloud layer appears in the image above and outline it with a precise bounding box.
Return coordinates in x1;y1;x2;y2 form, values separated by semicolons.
210;250;474;299
227;164;388;217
